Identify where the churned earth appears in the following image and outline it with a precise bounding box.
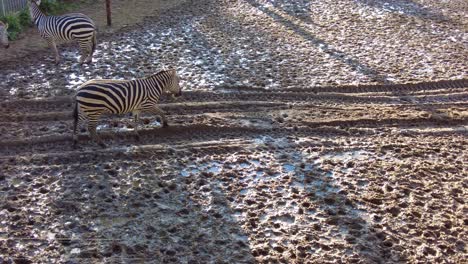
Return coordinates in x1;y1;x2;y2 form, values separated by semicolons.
0;0;467;263
0;0;188;62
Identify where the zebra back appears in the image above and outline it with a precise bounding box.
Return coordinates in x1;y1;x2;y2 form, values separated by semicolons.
80;79;129;86
75;70;181;116
29;0;96;42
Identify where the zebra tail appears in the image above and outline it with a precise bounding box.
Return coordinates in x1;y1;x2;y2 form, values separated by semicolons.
91;31;97;55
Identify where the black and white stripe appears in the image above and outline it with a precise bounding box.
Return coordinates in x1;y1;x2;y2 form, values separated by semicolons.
73;69;182;147
29;0;97;64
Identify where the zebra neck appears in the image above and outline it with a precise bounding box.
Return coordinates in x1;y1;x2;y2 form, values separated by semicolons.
147;75;168;92
32;5;46;26
144;77;164;99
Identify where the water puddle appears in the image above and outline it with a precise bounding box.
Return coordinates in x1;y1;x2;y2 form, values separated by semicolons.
180;161;222;177
282;164;295;173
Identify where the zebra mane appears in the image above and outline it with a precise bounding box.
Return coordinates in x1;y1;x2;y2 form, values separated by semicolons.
30;0;46;14
161;66;175;72
153;68;176;76
29;0;46;22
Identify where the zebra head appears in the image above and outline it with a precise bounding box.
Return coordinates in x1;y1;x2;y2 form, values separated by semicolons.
164;69;182;98
0;21;9;49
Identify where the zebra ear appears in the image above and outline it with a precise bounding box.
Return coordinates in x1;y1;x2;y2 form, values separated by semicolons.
5;23;8;30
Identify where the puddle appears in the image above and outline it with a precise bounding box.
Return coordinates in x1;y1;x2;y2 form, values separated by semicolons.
239;188;249;195
251;159;261;166
10;177;22;187
282;164;295;173
148;120;162;127
180;161;222;177
253;136;291;148
180;167;200;177
318;150;369;164
93;216;133;230
239;162;250;169
207;162;222;174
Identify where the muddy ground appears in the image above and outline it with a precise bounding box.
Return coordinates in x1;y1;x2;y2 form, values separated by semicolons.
0;0;467;263
0;0;188;62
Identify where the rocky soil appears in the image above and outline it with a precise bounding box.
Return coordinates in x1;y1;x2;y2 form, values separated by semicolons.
0;0;467;263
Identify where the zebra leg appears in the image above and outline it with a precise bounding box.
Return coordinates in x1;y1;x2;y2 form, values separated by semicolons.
47;39;60;64
132;111;141;141
72;117;81;148
78;40;90;64
85;32;97;64
88;119;106;148
150;106;169;128
72;104;79;148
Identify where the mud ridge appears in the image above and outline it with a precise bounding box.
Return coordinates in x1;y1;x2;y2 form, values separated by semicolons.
220;79;468;94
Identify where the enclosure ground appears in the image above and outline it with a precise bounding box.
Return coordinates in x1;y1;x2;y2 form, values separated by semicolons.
0;0;188;62
0;0;467;263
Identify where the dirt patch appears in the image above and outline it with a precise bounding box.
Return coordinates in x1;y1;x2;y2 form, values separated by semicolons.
1;79;467;263
0;0;187;62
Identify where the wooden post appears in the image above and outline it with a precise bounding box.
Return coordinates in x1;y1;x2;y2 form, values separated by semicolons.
1;0;5;17
106;0;111;26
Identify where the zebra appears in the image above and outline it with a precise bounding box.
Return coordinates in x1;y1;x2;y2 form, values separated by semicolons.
73;69;183;147
29;0;97;64
0;21;9;48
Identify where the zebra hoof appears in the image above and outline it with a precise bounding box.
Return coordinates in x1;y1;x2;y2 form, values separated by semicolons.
98;142;107;148
162;121;169;128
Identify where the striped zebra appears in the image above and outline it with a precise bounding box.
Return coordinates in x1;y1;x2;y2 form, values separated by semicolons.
73;69;182;147
29;0;97;64
0;21;9;48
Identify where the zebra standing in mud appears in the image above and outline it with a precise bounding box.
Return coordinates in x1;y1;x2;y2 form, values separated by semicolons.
73;69;183;148
29;0;97;64
0;21;9;48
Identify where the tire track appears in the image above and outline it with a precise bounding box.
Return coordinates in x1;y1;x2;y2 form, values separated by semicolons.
2;79;466;112
1;80;467;156
223;78;468;94
2;118;467;156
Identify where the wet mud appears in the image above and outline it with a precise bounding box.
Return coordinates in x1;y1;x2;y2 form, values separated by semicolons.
0;0;467;263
